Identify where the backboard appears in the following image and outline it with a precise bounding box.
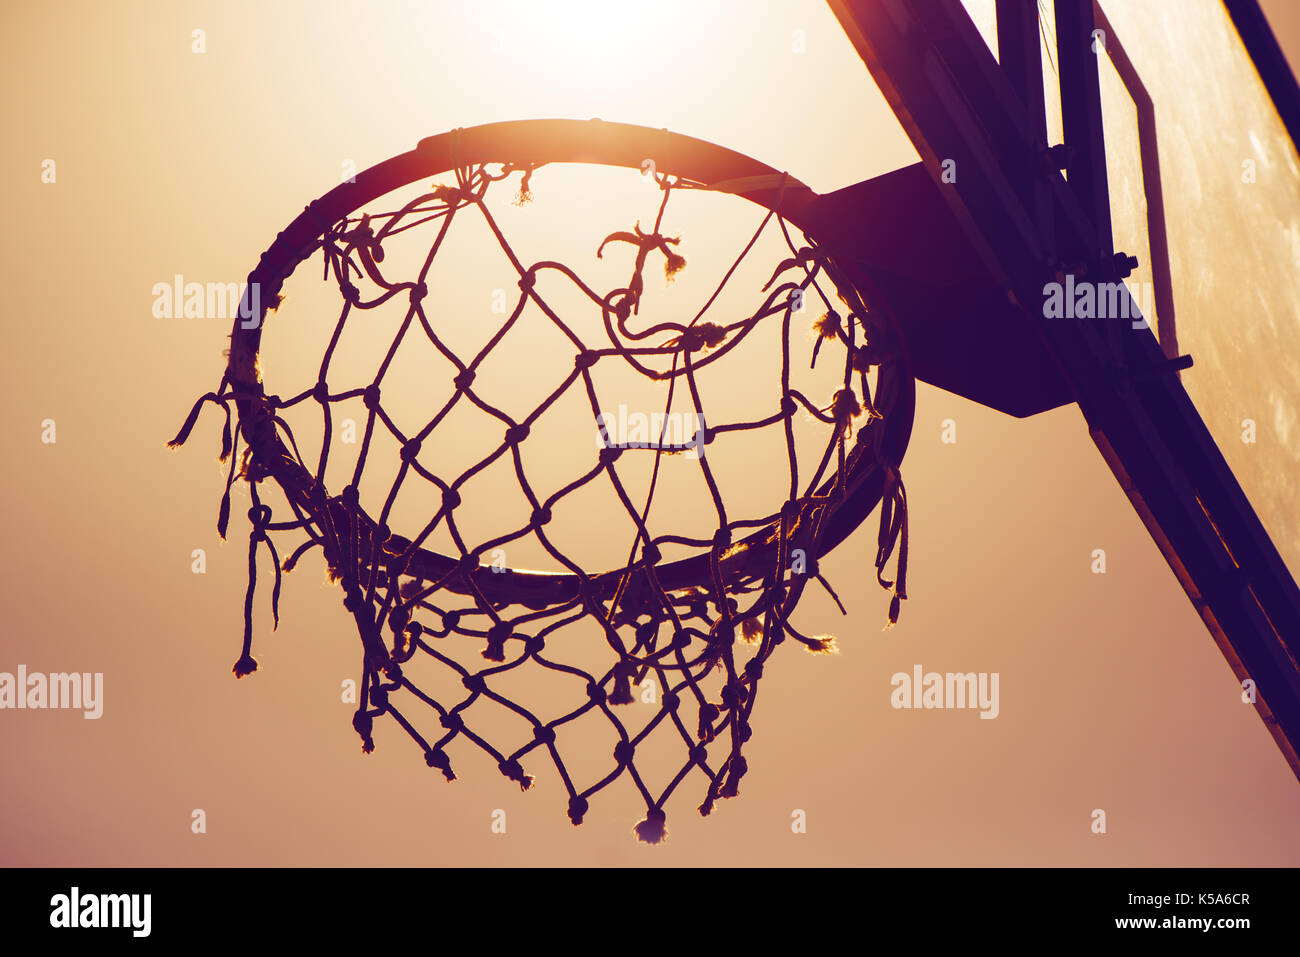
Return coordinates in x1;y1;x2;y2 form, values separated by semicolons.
828;0;1300;777
1090;0;1300;593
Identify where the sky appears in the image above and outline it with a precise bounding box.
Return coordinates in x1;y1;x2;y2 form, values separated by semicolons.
1;0;1297;866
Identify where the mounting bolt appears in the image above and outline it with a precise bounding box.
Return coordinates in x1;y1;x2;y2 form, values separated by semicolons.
1110;252;1140;280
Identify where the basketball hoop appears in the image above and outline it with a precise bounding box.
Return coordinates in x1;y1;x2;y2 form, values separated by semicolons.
171;119;915;842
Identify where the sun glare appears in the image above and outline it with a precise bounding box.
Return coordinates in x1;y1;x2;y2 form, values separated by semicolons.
497;0;672;90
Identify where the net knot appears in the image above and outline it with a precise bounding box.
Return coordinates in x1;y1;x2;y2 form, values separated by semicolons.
498;759;533;790
442;487;462;509
634;807;667;844
711;527;732;549
609;662;635;704
575;350;599;371
673;322;725;352
453;369;476;391
586;681;607;704
363;385;382;411
634;620;657;646
340;485;359;510
505;423;530;444
851;343;880;372
425;748;455;781
530;506;552;527
826;388;863;438
803;634;839;654
440;711;464;732
662;690;680;710
352;709;373;749
613;740;635;765
392;625;415;662
744;659;764;682
463;673;486;693
525;635;545;655
409;282;428;304
534;726;556;746
432;183;476;206
400;438;422;463
312;380;330;404
597;222;685;279
598;446;623;466
247;504;271;541
483;622;512;661
721;756;748;798
567;795;589;826
813;309;842;340
641;542;661;566
697;703;719;740
369;684;389;710
720;680;748;711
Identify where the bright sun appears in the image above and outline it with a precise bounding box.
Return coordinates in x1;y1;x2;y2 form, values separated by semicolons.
495;0;673;85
